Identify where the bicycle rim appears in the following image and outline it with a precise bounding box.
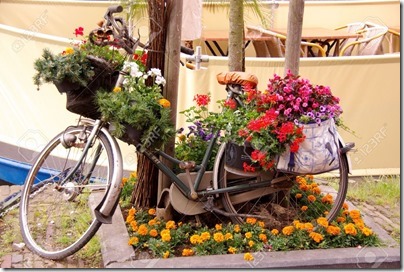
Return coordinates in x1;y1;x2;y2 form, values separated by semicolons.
19;125;115;260
218;144;349;229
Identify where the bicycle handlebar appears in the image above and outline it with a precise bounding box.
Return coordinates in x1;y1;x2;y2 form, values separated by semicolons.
107;5;123;14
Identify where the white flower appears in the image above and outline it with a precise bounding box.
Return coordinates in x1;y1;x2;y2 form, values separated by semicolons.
148;68;162;77
155;75;166;86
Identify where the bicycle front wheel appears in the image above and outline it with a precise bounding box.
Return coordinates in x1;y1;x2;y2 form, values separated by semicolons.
217;143;349;229
19;125;116;260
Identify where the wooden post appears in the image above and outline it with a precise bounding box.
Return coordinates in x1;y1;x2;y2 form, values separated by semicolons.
284;0;305;76
158;0;183;197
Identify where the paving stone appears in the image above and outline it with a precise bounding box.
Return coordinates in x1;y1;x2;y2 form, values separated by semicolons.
11;254;23;264
0;255;12;268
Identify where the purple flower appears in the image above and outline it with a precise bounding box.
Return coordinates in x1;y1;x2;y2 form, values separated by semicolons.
315;118;322;124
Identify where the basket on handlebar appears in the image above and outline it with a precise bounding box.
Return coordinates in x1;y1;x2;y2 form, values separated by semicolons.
53;55;119;120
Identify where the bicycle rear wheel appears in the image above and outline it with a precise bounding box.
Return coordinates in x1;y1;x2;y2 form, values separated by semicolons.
217;143;349;229
19;125;115;260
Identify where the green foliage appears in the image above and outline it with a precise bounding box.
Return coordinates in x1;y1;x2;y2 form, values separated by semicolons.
33;29;126;90
96;61;175;149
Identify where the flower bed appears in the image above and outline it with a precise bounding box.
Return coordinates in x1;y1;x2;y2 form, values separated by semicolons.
120;173;380;260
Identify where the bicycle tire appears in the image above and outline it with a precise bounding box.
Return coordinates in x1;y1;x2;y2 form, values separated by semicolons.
19;125;116;260
217;142;349;228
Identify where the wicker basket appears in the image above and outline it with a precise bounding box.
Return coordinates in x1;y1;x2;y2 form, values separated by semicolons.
53;55;119;119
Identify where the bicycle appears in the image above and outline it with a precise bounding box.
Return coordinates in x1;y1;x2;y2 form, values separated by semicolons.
19;5;354;260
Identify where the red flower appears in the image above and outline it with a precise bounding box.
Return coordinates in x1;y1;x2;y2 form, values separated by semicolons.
194;94;210;107
73;27;84;37
133;53;148;66
224;98;237;110
243;162;256;172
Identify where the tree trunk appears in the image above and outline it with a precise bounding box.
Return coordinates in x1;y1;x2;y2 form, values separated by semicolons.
284;0;305;75
228;0;245;72
131;0;167;208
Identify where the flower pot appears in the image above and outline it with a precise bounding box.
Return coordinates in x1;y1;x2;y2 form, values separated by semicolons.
53;59;119;119
224;142;260;174
118;123;143;147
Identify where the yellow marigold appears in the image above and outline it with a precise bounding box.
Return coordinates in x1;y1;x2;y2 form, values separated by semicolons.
213;232;225;243
326;225;341;236
362;227;373;236
163;251;170;259
349;210;361;219
304;223;314;232
342;202;349;210
245;232;253;239
295;193;303;199
295;222;305;230
200;232;211;242
259;233;267;242
128;236;139;245
311;182;318;187
161;233;171;242
228;246;237;254
296;176;306;185
317;217;329;228
246;217;257;225
309;232;324;243
344;223;357;236
126;214;135;223
271;229;279;235
130;220;138;231
130;171;137;179
244;253;254;261
248;240;255;247
337;216;346;223
178;134;186;141
113;86;122;93
353;218;365;229
121;177;128;187
159;98;171;108
224;232;233;241
137;224;148;236
148;208;156;215
128;207;137;216
282;226;294;236
215;224;222;231
64;47;74;55
182;248;194;257
321;194;333;204
165;220;176;230
258;221;265;228
293;220;300;226
234;224;241;233
148;219;158;226
178;222;183;227
160;229;170;237
307;195;316;203
301;205;308;212
190;234;201;245
149;229;158;237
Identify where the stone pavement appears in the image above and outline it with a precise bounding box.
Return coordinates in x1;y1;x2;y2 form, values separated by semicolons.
0;184;401;269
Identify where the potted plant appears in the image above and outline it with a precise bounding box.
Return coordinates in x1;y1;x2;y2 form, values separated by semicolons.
96;56;175;150
32;27;126;118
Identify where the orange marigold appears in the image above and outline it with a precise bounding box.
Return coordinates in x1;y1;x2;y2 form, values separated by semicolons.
234;224;241;233
246;217;257;225
311;186;321;195
301;205;308;212
321;194;334;204
225;232;233;241
349;210;361;219
161;233;171;242
128;207;137;216
248;240;255;247
148;208;156;215
190;234;201;245
149;229;158;237
130;220;138;231
259;233;268;242
228;246;237;254
200;232;211;242
158;98;171;108
295;193;303;199
182;248;194;257
163;251;170;259
309;232;324;243
304;223;314;232
344;223;357;236
342;202;349;210
258;221;265;228
245;232;253;239
128;236;139;245
271;229;279;235
137;224;148;236
326;225;341;236
307;195;316;203
215;224;222;231
282;226;294;236
165;220;176;230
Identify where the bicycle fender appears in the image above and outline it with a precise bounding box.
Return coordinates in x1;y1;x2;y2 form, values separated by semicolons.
93;126;123;223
